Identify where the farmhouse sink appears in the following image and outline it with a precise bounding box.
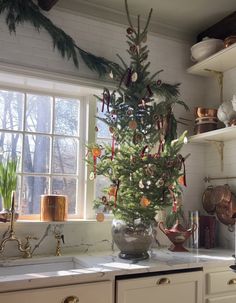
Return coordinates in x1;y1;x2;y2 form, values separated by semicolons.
0;256;87;276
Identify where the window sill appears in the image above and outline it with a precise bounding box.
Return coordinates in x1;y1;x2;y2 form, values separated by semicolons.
15;218;113;224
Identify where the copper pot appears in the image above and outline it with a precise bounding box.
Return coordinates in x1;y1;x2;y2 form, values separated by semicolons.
194;107;218;118
224;36;236;48
40;195;68;222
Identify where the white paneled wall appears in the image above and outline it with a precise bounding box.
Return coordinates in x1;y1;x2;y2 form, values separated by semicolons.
0;7;207;256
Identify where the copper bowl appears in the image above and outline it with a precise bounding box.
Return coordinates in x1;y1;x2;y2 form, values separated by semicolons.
194;107;218;118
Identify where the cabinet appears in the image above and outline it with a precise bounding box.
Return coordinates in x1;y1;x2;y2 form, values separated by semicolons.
204;267;236;303
116;271;203;303
0;280;112;303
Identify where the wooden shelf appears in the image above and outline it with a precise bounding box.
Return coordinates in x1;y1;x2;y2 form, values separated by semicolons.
189;126;236;143
187;43;236;76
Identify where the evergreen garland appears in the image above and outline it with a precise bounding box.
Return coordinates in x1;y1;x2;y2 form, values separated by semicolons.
0;0;120;76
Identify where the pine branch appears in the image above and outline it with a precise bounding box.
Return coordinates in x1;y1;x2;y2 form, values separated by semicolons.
0;0;121;77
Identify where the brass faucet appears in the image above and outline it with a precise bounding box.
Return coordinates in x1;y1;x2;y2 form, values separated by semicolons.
0;192;37;258
54;232;65;256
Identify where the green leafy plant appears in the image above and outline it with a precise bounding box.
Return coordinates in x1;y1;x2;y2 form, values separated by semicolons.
0;158;18;210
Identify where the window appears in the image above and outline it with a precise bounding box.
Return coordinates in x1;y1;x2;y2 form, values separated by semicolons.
0;89;87;219
95;101;112;214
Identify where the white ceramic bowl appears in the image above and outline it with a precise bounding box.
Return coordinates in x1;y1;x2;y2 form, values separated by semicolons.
191;39;224;62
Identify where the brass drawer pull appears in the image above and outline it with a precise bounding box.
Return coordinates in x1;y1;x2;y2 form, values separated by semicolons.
63;295;79;303
157;278;170;285
228;279;236;285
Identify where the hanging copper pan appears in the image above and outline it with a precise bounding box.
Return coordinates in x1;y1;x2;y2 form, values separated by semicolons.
202;186;215;214
216;203;235;228
210;185;232;205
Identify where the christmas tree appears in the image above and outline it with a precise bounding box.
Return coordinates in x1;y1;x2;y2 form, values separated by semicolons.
87;0;188;227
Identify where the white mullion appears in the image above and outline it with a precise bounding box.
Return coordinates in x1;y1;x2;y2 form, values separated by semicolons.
19;92;27;211
77;97;87;218
85;95;97;219
49;96;55;194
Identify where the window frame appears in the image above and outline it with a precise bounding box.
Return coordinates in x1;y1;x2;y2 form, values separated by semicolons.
0;87;97;220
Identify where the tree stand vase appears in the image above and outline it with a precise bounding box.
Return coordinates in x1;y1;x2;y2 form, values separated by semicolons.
111;219;154;260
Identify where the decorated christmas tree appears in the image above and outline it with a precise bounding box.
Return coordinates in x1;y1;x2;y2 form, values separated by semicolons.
87;0;188;227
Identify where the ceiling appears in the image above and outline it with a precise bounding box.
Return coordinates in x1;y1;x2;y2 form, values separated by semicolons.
56;0;236;41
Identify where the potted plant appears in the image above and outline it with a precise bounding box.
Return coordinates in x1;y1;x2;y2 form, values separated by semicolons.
87;0;188;260
0;157;18;222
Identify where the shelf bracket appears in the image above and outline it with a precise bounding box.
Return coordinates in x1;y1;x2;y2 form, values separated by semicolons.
204;69;224;104
210;141;224;172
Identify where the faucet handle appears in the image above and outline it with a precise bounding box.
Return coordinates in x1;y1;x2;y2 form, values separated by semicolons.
61;234;65;244
22;236;38;258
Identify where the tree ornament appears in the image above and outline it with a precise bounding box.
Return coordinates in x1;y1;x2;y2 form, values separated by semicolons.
138;99;146;108
126;27;134;35
128;120;137;129
157;79;162;86
108;185;117;197
146;85;153;97
111;109;117;115
130;155;136;164
102;196;108;204
126;108;133;116
140;196;151;207
102;88;111;113
133;132;143;144
109;70;114;79
166;160;174;168
131;72;138;82
129;44;137;54
139;180;145;189
89;171;95;181
96;212;105;222
178;175;185;186
156;178;165;187
92;147;102;157
109;126;114;133
145;164;156;176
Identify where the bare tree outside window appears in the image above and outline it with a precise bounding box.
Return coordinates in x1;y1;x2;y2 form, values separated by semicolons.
0;90;80;216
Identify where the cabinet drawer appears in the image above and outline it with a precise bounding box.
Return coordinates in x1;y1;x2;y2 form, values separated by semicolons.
206;271;236;295
207;294;236;303
0;280;112;303
117;271;202;303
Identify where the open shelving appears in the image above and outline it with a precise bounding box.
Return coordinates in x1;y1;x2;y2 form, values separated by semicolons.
187;43;236;77
189;126;236;143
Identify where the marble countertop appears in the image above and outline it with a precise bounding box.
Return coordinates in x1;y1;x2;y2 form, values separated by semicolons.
0;248;235;293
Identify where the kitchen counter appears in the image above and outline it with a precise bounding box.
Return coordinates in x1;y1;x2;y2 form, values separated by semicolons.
0;248;234;292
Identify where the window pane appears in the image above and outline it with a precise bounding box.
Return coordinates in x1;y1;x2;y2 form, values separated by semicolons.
0;90;24;131
0;132;22;159
23;135;50;173
54;98;79;136
26;94;52;133
21;176;49;214
52;137;78;174
96;101;111;138
52;177;77;214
